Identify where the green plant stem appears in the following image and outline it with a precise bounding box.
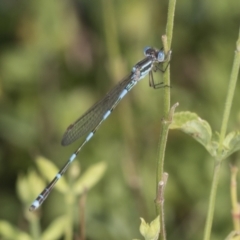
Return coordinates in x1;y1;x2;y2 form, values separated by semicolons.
155;0;176;238
156;0;176;203
165;0;176;50
79;191;87;240
156;103;178;240
162;35;171;115
203;27;240;240
218;28;240;153
203;160;222;240
29;214;41;240
101;0;123;80
155;173;169;240
65;172;75;240
230;165;240;231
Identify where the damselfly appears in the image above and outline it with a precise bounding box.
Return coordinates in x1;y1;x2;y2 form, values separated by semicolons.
29;47;171;211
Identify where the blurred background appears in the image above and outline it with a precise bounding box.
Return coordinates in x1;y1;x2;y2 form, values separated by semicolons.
0;0;239;239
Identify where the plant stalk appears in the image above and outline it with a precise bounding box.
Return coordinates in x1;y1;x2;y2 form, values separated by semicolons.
203;27;240;240
155;0;176;239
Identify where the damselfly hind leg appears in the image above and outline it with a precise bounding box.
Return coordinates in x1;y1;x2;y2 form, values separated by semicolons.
149;70;165;89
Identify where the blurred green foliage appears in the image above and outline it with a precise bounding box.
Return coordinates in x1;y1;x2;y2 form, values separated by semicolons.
0;0;239;239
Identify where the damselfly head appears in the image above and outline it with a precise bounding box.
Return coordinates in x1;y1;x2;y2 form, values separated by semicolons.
144;47;154;57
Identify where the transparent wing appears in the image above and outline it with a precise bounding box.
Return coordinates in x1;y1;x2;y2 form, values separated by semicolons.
61;73;134;146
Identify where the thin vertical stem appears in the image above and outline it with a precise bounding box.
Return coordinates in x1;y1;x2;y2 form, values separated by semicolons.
230;165;240;232
79;190;87;240
218;28;240;153
155;0;176;238
156;102;178;240
155;173;169;240
65;193;74;240
29;213;41;240
203;28;240;240
203;160;222;240
156;0;176;189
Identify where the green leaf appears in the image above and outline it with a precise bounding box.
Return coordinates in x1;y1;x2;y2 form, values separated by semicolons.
35;156;68;193
139;216;160;240
41;216;66;240
225;230;240;240
16;174;32;205
231;236;240;240
0;220;31;240
73;161;107;195
17;170;45;205
222;131;240;159
171;112;240;160
171;112;212;147
204;132;220;157
27;169;46;198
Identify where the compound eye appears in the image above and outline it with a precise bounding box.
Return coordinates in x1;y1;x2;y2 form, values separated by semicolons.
157;51;165;62
144;46;152;56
